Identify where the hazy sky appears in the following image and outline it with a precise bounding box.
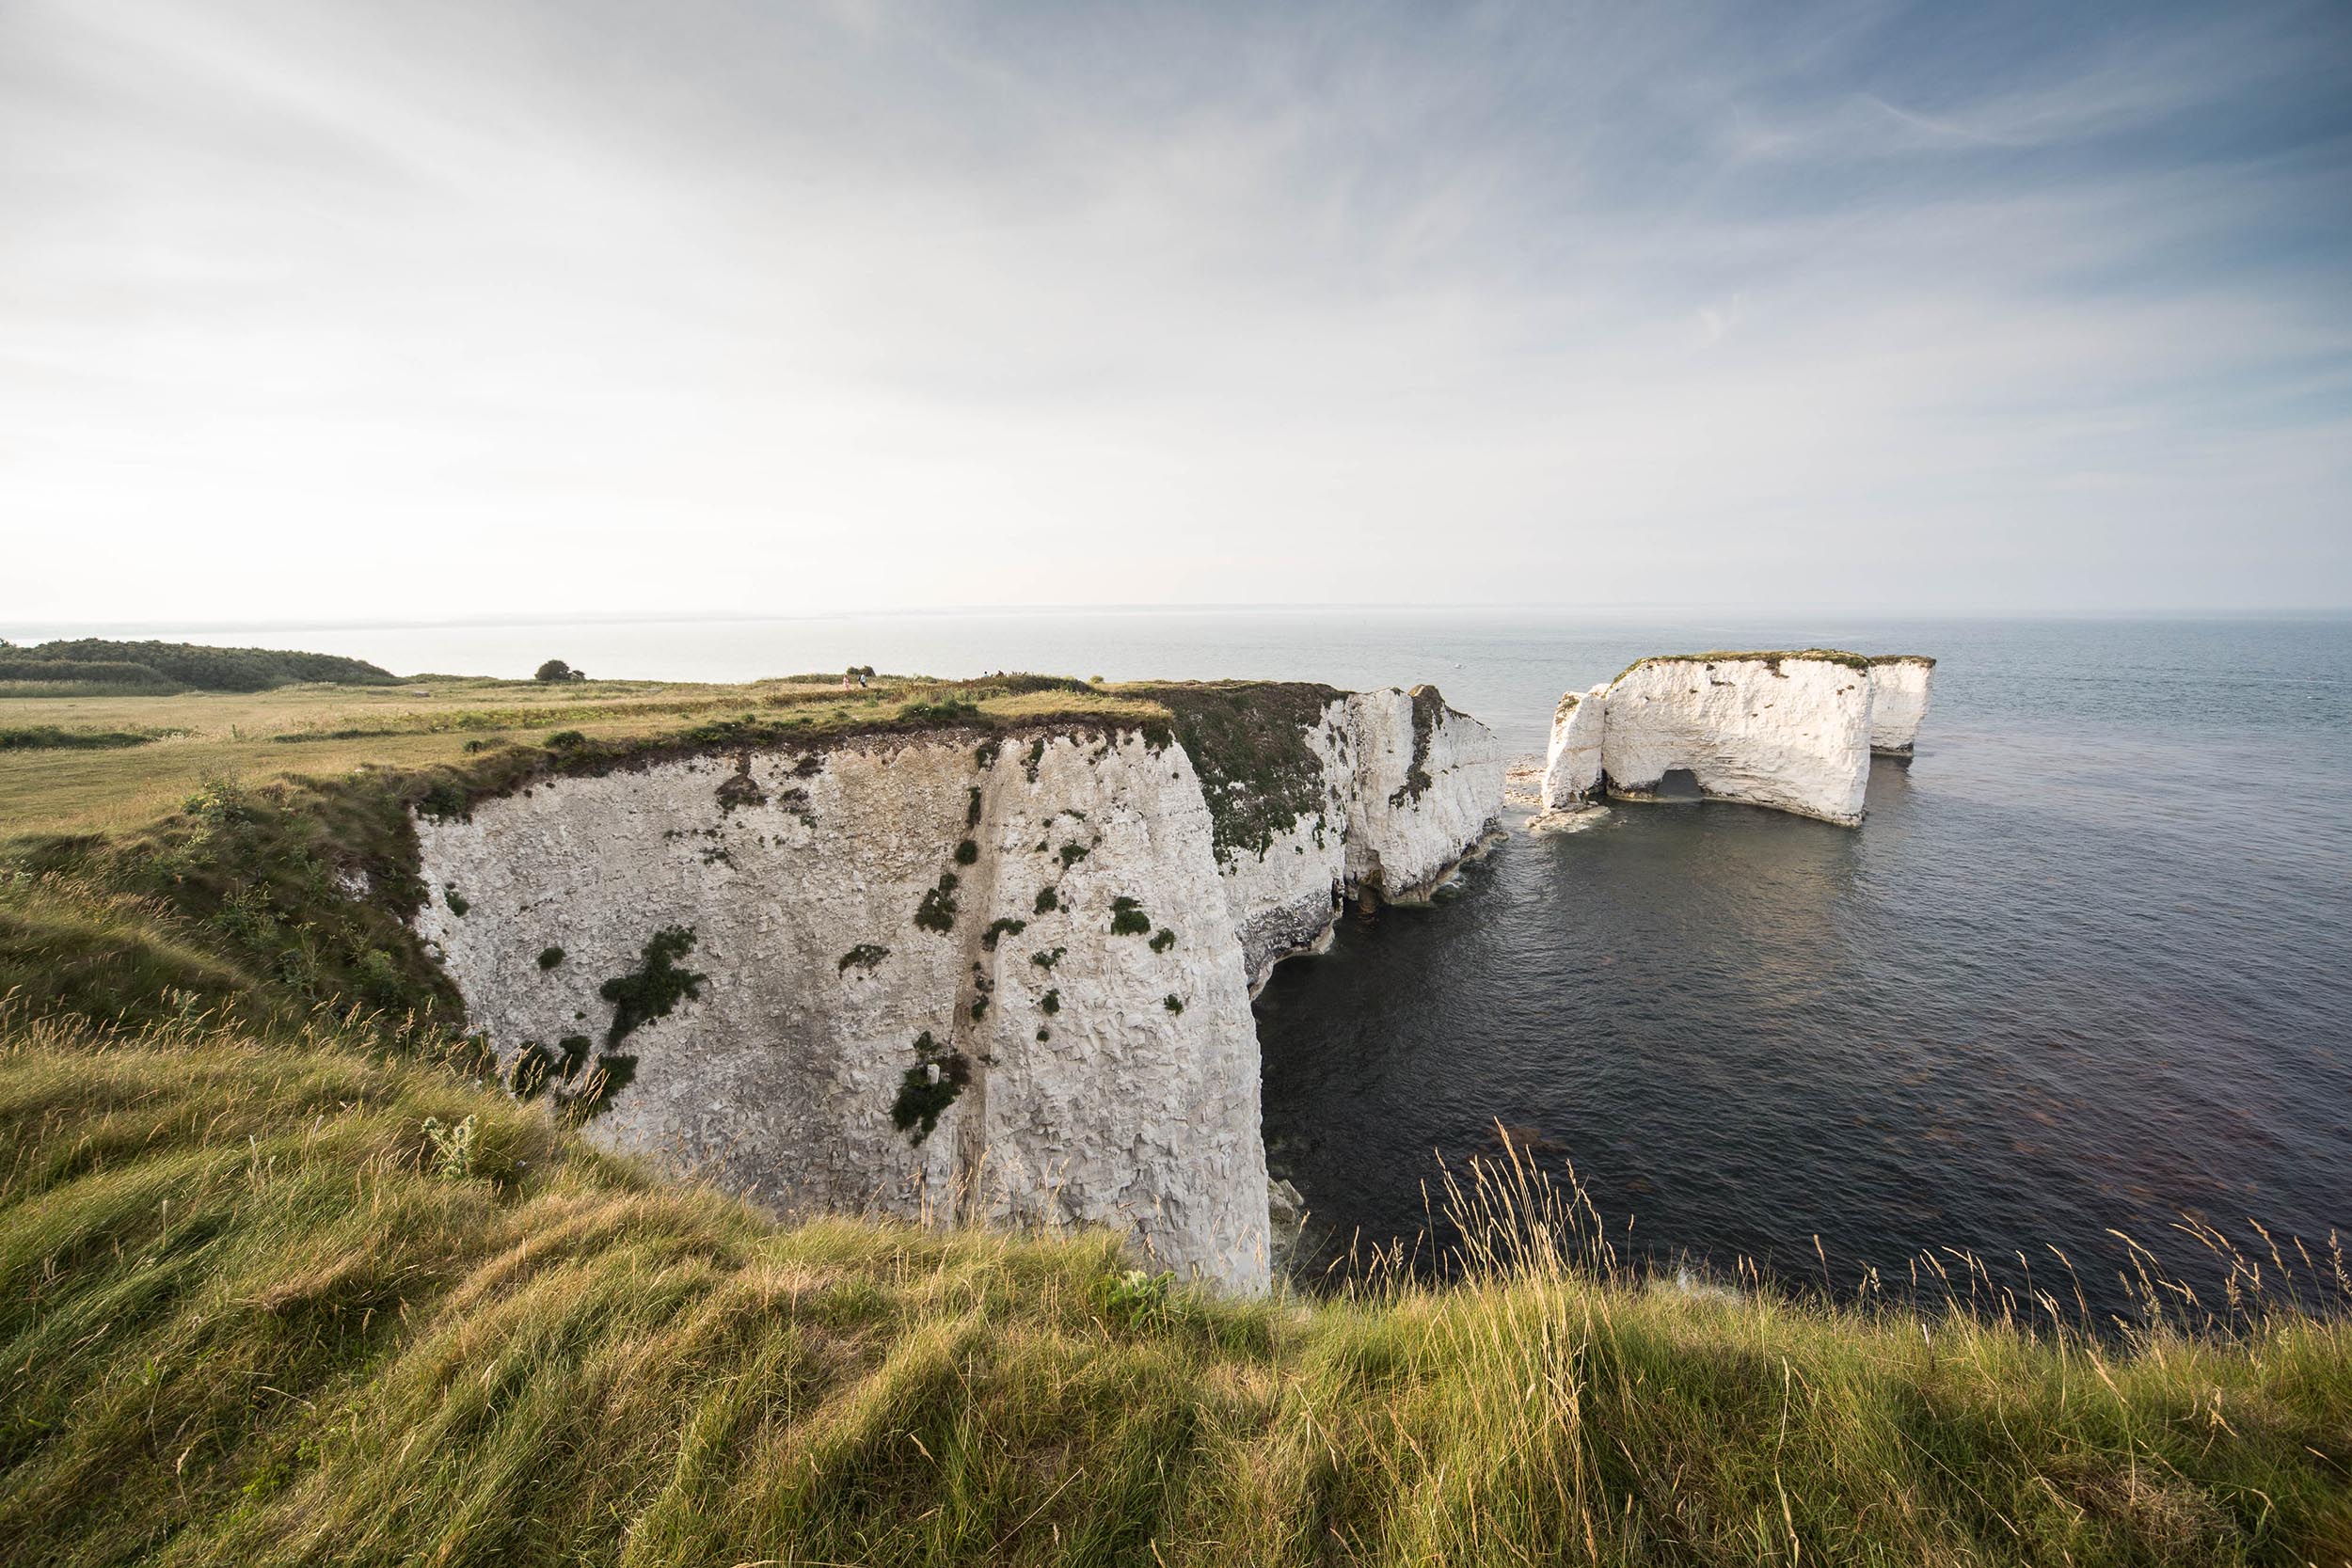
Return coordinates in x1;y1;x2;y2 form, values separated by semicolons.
5;0;2348;624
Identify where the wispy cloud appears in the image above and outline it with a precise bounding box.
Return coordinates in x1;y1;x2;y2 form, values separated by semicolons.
3;0;2346;620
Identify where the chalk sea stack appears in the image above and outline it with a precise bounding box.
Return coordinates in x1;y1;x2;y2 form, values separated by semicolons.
1537;651;1936;828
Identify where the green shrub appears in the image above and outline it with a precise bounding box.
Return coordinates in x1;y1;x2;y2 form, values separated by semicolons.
536;945;564;970
0;726;179;751
597;926;704;1046
1150;927;1176;953
0;638;395;690
901;697;982;723
890;1030;968;1144
1109;896;1150;936
837;942;889;973
914;873;959;933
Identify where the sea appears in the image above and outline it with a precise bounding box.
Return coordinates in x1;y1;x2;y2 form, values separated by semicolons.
51;608;2352;1319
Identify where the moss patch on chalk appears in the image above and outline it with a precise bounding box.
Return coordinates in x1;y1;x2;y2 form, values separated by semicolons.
597;925;705;1048
1112;680;1343;862
914;874;959;934
1388;685;1451;808
890;1029;969;1145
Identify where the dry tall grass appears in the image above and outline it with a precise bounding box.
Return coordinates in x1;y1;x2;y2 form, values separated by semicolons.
5;1006;2346;1567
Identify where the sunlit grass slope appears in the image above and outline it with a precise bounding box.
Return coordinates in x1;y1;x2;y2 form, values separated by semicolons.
4;1014;2349;1566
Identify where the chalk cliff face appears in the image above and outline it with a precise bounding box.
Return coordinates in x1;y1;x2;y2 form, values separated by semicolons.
409;685;1503;1293
1538;685;1608;813
1193;687;1506;989
1342;687;1507;902
1867;657;1935;756
1600;655;1874;826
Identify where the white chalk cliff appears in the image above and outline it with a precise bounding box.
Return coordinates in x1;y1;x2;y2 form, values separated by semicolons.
1866;657;1935;756
410;687;1502;1293
1536;650;1931;827
1602;654;1874;825
1537;684;1608;815
1207;686;1507;989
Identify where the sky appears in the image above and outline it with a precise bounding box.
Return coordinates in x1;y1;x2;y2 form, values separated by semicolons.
4;0;2349;625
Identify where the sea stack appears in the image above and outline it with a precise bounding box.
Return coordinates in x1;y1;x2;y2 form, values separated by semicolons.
1536;649;1930;827
1866;656;1936;756
1601;652;1874;825
1538;684;1608;814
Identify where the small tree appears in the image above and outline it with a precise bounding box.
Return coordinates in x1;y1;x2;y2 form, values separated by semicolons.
535;658;585;683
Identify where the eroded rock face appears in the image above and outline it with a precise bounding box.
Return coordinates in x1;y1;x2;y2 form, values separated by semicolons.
410;685;1505;1292
1600;655;1874;825
1204;688;1505;987
1342;687;1507;901
1538;685;1609;813
1867;657;1935;756
415;729;1271;1292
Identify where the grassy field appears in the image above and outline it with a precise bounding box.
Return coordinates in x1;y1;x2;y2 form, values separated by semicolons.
3;657;2349;1564
0;673;1158;843
2;1010;2346;1566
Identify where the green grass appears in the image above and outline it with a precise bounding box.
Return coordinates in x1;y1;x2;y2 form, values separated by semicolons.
1;1011;2345;1567
0;674;1164;845
1611;650;1876;684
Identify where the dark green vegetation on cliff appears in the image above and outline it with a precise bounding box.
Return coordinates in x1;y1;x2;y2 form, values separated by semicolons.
2;653;2348;1565
1114;680;1342;859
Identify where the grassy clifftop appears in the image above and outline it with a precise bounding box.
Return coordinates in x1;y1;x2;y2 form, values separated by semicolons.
0;671;1169;1037
1610;650;1877;684
3;1011;2346;1566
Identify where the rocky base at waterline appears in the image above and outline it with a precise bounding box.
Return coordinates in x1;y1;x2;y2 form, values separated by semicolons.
1537;651;1935;826
412;681;1502;1294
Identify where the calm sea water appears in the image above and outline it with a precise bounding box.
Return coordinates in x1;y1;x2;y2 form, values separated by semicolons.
50;610;2352;1315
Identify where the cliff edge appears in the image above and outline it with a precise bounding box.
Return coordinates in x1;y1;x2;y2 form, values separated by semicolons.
410;681;1502;1292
